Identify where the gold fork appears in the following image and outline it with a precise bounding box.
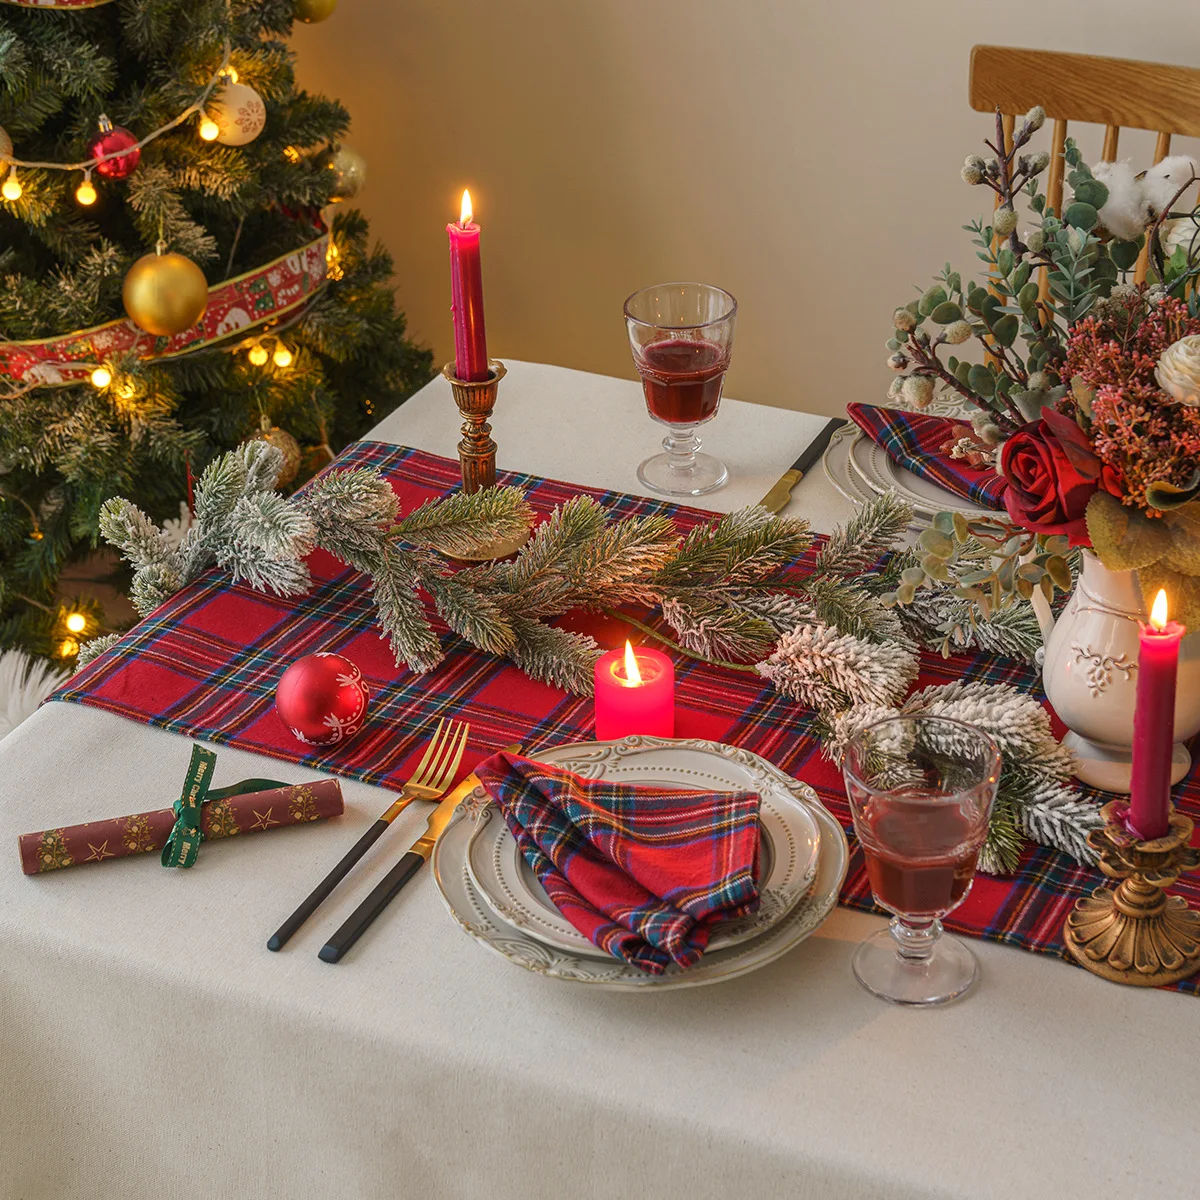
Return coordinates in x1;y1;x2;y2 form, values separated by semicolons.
267;718;470;950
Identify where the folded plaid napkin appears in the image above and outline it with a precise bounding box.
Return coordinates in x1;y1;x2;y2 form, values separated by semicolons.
474;752;761;975
847;402;1008;510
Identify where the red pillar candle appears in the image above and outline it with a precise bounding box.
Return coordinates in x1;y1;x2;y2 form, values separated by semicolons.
594;640;675;741
447;188;489;382
1128;588;1183;840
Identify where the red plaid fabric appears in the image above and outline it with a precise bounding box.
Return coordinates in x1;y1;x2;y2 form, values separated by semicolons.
848;402;1008;510
474;751;761;974
51;442;1200;995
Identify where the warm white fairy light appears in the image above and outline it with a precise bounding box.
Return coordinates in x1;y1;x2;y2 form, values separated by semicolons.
198;112;220;141
65;612;86;634
75;171;97;206
90;365;112;389
272;344;293;368
2;167;22;202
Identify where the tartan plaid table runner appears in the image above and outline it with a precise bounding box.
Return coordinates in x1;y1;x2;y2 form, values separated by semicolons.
848;402;1009;510
52;442;1200;994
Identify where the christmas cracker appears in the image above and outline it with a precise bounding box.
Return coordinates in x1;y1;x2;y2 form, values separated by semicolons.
18;778;344;875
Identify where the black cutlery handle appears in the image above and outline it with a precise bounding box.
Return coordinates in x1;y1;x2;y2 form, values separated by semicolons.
318;851;425;963
267;819;391;951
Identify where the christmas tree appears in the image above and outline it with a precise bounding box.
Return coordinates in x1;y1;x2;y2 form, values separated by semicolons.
0;0;432;664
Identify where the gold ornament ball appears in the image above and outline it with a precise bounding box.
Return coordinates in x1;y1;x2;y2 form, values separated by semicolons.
123;252;209;336
329;145;366;201
209;81;267;147
249;424;302;487
295;0;338;22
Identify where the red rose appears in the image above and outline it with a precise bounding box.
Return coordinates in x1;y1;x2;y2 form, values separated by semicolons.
1000;409;1105;545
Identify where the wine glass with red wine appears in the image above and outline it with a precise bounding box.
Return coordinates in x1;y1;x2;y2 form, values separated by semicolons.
624;282;737;496
842;716;1000;1006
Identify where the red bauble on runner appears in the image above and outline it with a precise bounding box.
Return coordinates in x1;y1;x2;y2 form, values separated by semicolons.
275;652;369;747
89;115;141;180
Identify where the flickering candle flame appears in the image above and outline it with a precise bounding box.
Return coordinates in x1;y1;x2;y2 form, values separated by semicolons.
459;188;473;227
623;639;642;686
1151;588;1169;632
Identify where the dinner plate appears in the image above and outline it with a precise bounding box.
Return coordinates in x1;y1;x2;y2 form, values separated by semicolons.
464;738;821;959
431;736;849;990
850;433;992;520
822;423;878;509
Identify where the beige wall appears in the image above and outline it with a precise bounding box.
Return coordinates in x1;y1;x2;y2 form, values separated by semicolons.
294;0;1200;417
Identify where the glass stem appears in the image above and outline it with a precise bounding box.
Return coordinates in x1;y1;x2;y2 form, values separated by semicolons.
889;915;941;963
661;425;699;474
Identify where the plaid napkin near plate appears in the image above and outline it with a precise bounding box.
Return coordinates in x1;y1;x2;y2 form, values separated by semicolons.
847;402;1008;510
474;752;761;975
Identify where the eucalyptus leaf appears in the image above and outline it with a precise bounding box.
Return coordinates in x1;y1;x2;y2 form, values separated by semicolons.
992;314;1019;347
918;285;949;316
933;511;956;535
929;301;964;324
967;363;995;397
918;528;953;556
952;512;970;541
1045;555;1073;590
1063;201;1098;231
1109;239;1141;271
1073;179;1109;208
997;248;1015;276
1017;281;1040;311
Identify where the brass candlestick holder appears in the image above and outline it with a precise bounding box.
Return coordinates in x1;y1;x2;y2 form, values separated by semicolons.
441;358;529;561
443;359;506;494
1064;801;1200;987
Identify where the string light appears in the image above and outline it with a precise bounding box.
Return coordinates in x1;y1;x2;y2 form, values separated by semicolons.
282;146;301;163
59;637;79;658
325;241;343;280
2;166;22;201
247;343;269;366
65;612;86;634
75;171;97;206
221;66;240;84
198;112;220;141
90;365;112;389
272;344;293;368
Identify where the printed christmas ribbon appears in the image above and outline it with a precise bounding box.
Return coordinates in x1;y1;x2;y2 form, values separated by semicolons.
18;774;344;875
0;234;330;390
0;0;114;7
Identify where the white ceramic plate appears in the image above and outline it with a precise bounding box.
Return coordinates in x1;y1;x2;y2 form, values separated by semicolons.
822;423;878;509
850;434;992;520
464;738;821;959
431;736;849;990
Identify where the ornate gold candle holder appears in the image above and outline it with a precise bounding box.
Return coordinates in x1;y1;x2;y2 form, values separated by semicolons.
1064;801;1200;987
440;359;528;561
443;359;506;494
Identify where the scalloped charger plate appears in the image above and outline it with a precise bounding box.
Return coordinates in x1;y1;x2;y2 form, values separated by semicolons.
430;736;849;990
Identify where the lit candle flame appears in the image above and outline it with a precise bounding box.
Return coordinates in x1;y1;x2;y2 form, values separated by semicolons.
623;639;642;686
460;188;473;226
1151;588;1169;632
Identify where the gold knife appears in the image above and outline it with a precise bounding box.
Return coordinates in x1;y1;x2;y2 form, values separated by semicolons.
758;417;848;513
318;742;521;962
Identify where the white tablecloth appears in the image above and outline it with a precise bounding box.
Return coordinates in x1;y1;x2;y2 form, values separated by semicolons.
0;361;1187;1200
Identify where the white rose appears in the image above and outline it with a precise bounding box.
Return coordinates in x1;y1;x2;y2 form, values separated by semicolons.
1156;335;1200;405
1160;216;1200;262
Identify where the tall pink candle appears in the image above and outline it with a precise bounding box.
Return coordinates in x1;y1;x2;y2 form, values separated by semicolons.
594;641;675;741
447;188;489;382
1128;588;1183;840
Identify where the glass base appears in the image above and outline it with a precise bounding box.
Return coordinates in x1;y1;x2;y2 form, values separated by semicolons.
852;921;978;1006
637;451;728;497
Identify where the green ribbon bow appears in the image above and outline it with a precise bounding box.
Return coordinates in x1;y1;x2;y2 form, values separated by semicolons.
161;745;290;869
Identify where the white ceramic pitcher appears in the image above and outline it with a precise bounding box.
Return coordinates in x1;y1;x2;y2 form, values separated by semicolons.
1034;551;1200;792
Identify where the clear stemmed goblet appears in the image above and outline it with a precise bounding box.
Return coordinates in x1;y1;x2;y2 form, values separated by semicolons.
624;282;736;497
842;715;1000;1006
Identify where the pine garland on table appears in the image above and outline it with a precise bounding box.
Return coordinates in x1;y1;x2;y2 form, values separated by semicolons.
94;443;1092;871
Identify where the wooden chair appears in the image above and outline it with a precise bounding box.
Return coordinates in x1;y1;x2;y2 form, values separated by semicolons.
969;45;1200;282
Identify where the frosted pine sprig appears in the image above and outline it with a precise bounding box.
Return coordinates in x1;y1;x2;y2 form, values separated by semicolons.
757;623;919;716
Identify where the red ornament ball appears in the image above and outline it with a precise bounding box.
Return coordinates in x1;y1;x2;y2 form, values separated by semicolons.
275;652;369;747
90;117;141;180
